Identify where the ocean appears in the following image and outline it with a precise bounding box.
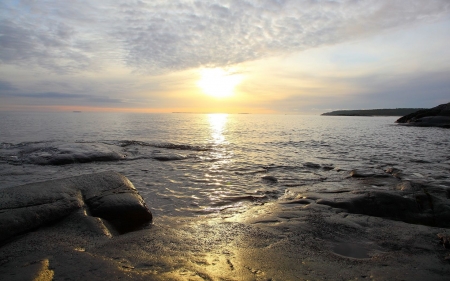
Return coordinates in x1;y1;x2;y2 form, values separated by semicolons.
1;112;449;219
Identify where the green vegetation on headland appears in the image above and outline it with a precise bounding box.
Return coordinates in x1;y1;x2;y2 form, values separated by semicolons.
321;108;426;116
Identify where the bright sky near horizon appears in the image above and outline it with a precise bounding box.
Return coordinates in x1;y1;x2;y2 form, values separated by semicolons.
1;0;449;114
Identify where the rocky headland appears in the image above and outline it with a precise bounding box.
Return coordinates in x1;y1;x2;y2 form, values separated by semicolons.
321;108;425;117
396;102;450;128
1;171;450;280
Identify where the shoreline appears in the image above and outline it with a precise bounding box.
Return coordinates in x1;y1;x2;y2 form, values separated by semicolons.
1;172;450;280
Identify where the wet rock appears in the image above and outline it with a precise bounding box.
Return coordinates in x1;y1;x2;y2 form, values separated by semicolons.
395;181;416;191
22;143;125;165
261;176;278;183
322;165;334;171
348;170;373;178
152;153;187;161
0;185;82;243
385;167;403;178
282;198;313;205
0;171;152;242
347;170;390;178
303;162;321;169
316;187;450;227
396;102;450;128
437;233;450;249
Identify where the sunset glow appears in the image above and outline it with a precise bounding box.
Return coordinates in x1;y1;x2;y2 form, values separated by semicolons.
197;68;243;99
0;0;449;113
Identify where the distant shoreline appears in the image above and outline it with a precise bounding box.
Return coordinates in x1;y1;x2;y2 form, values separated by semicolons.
321;108;425;117
172;112;250;114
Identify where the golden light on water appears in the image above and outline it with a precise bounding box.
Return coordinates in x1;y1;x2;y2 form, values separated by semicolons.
208;113;228;145
197;68;243;98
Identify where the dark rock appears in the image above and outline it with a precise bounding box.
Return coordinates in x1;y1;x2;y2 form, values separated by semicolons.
437;233;450;249
322;165;334;171
304;162;321;169
348;170;374;178
282;198;313;205
316;188;450;227
261;176;278;183
385;167;402;178
0;185;82;243
395;181;416;191
152;153;187;161
0;172;152;242
347;170;390;178
396;102;450;128
86;192;152;234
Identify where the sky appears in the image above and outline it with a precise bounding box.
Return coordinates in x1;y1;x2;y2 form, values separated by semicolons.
1;0;449;114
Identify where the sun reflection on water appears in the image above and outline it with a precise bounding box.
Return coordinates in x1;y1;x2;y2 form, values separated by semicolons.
205;114;236;208
208;113;228;145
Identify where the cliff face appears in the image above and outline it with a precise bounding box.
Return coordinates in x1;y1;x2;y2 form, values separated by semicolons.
396;102;450;128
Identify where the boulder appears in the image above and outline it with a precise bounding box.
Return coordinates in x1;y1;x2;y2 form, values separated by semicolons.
0;171;152;242
396;102;450;128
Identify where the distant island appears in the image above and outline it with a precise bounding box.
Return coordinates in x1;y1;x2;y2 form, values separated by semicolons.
321;108;426;116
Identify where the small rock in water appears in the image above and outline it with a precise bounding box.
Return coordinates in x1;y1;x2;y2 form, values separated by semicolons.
152;153;187;161
322;165;334;171
261;176;278;183
348;169;389;179
348;170;374;178
385;167;402;178
304;162;321;169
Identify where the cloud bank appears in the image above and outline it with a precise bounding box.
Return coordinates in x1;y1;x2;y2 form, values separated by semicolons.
1;0;449;73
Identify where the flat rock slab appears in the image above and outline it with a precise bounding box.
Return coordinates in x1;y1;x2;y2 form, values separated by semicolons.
0;171;152;243
282;175;450;228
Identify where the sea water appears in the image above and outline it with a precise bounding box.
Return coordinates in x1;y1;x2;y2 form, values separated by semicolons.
1;112;449;218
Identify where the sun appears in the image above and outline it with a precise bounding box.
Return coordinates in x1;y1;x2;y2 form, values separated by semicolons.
197;68;243;98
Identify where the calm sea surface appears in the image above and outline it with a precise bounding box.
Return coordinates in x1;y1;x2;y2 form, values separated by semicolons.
1;112;449;218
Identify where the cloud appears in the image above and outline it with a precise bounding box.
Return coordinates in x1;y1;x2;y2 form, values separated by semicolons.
351;69;450;107
0;80;16;92
266;68;450;113
1;0;449;73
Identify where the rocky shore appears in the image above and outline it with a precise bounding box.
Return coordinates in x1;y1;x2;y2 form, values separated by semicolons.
1;171;450;280
396;102;450;128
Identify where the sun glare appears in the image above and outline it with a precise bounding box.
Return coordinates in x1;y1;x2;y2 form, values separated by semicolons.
197;68;243;98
